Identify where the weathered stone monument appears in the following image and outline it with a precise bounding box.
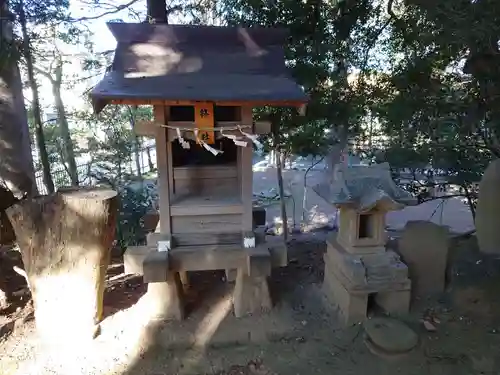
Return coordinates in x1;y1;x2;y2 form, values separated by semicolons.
476;159;500;254
397;221;449;299
315;162;417;325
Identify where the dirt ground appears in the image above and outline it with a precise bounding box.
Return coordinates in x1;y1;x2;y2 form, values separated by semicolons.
1;232;500;375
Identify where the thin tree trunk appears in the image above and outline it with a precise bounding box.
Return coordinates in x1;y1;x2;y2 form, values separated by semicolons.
276;150;288;240
18;0;54;193
134;135;143;179
302;156;324;224
147;0;167;23
6;186;118;343
127;106;143;179
51;63;79;186
145;141;155;171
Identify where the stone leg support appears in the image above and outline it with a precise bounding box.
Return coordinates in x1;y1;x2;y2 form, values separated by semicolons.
375;290;411;316
179;271;189;287
233;269;272;318
146;273;185;320
225;269;237;282
323;271;367;326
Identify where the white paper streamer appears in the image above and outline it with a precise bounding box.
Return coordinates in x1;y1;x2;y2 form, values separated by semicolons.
221;129;248;148
243;236;256;248
176;128;191;149
194;128;224;156
238;126;264;150
202;142;224;156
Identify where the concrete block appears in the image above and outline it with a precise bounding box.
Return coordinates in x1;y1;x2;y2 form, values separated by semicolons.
233;268;272;318
375;289;411;315
323;270;368;326
225;268;237;282
143;251;169;283
246;247;271;278
123;246;152;275
267;237;288;267
146;273;184;320
179;271;189;287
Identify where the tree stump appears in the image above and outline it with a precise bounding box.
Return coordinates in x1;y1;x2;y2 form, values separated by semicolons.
6;186;118;344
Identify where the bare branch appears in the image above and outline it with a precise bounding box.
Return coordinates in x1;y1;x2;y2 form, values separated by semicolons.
69;0;141;22
33;65;55;84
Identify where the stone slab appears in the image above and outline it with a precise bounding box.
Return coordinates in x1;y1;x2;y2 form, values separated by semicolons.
324;252;411;293
364;317;418;353
326;236;409;287
397;220;449;298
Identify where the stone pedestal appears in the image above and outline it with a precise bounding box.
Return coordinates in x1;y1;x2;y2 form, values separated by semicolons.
323;233;411;326
146;274;185;320
233;269;272;317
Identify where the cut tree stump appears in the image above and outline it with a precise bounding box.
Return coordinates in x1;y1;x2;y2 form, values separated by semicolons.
6;186;118;344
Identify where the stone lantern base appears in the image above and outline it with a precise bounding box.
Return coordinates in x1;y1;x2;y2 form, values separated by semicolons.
322;233;411;326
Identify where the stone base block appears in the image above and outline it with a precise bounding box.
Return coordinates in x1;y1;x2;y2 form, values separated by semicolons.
143;251;169;283
375;289;410;316
225;269;237;282
146;273;185;320
233;269;272;318
179;271;189;287
323;270;368;326
123;246;152;275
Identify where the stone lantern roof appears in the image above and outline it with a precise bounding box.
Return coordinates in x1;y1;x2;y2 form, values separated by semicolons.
316;162;417;213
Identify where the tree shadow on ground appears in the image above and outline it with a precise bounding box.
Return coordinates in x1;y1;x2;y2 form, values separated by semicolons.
115;235;330;375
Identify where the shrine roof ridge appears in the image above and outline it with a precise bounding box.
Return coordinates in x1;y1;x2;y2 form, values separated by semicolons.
90;22;308;113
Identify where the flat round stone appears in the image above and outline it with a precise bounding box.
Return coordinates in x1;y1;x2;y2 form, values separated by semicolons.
364;317;418;353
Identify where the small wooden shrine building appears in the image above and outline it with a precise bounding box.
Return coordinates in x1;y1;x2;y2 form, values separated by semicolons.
90;22;308;318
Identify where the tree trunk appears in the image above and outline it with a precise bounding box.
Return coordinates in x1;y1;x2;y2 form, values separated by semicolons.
147;0;167;23
18;0;54;193
145;141;155;171
0;0;37;198
6;186;118;343
134;135;143;179
127;106;143;179
276;150;288;240
52;63;79;186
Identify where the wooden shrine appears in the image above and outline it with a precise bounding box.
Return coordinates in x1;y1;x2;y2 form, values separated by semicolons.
90;22;308;318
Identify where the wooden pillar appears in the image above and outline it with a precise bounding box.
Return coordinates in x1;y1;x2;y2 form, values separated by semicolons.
153;105;172;236
240;106;254;234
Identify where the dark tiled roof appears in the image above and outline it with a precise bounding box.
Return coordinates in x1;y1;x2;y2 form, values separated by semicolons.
91;23;307;112
314;163;417;212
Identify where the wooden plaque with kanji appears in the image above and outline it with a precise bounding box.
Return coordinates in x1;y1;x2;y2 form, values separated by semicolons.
195;102;215;144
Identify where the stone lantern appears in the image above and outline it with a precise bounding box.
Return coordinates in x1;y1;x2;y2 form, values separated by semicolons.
315;162;417;325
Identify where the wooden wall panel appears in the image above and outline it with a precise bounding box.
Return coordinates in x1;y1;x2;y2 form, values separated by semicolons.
174;177;237;196
172;214;242;233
